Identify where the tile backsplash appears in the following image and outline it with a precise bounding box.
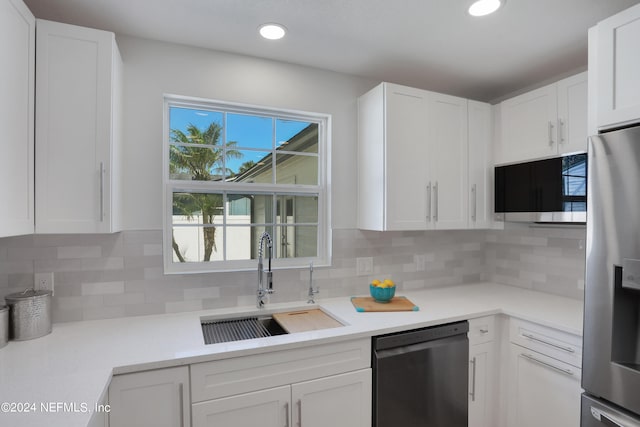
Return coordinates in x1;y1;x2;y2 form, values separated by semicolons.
486;223;586;300
0;225;585;323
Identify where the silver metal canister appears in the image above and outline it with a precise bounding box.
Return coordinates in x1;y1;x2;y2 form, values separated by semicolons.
0;305;8;348
5;289;52;340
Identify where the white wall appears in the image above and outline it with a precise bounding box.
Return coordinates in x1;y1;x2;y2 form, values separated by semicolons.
117;35;377;231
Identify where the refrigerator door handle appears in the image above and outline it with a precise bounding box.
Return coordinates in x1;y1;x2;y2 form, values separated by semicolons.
591;406;639;427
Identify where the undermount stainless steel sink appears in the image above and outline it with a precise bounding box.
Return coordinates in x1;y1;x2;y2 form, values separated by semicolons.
201;315;287;345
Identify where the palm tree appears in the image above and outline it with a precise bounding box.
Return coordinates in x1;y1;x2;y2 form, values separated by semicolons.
238;160;257;174
170;122;241;262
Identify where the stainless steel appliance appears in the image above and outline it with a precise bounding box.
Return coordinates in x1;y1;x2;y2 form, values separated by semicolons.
372;321;469;427
494;153;587;223
582;124;640;426
4;288;52;340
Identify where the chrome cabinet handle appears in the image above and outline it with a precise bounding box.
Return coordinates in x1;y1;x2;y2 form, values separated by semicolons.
433;181;439;222
548;121;555;146
178;383;184;427
297;399;302;427
479;328;489;334
520;353;574;376
284;402;289;427
591;407;629;427
521;332;575;353
469;357;477;402
471;184;477;222
99;162;105;222
426;182;432;222
558;118;565;145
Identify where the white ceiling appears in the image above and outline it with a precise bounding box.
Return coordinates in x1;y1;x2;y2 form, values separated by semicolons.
22;0;640;102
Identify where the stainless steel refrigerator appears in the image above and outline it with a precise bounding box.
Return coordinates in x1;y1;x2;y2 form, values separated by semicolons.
582;124;640;427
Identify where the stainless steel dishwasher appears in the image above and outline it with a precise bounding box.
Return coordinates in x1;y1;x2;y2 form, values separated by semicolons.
373;321;469;427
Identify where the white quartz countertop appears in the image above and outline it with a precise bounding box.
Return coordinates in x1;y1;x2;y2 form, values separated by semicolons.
0;282;583;427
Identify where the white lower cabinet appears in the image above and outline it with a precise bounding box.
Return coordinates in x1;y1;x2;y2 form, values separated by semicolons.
192;385;290;427
469;341;495;427
506;319;582;427
108;366;190;427
292;370;372;427
468;316;497;427
507;344;581;427
192;369;372;427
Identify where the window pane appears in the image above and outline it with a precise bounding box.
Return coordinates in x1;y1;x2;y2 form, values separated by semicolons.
276;195;318;224
276;120;318;153
226;226;275;261
276;225;317;258
171;226;223;262
172;192;224;224
226;150;271;182
227;194;273;224
227;113;272;150
169;145;226;181
276;154;318;185
169;107;223;146
172;192;224;223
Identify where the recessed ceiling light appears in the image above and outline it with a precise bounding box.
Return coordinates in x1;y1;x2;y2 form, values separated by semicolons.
468;0;504;17
258;23;287;40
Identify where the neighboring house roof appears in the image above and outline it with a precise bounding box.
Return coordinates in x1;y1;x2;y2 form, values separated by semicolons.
232;124;318;183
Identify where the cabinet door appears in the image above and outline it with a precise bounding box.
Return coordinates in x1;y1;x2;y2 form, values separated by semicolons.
292;369;371;427
507;344;581;427
430;93;468;229
192;385;290;427
596;3;640;130
499;84;558;164
557;72;588;155
385;84;430;230
467;100;492;229
109;366;190;427
0;0;34;237
469;342;495;427
35;19;119;233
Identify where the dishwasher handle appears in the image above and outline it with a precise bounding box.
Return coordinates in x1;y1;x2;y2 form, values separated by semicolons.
374;321;469;351
375;333;468;361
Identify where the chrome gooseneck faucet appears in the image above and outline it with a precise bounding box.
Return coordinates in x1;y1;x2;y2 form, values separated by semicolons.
257;231;274;308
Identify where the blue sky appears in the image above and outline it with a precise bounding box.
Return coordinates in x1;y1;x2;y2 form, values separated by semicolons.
169;107;310;174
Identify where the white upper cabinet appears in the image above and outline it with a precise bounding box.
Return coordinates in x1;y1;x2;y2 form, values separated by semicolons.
35;19;122;233
498;83;558;164
468;100;493;229
557;73;588;154
383;84;431;230
429;92;469;230
358;83;430;231
0;0;35;237
496;72;587;165
592;3;640;130
357;83;489;231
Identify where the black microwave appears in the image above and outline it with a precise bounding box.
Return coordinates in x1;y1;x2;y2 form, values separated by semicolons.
494;153;587;223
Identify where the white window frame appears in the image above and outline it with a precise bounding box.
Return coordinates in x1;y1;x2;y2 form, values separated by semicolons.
162;94;332;274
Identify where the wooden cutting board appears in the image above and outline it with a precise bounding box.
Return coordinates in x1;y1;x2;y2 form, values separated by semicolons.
272;309;343;333
351;296;419;312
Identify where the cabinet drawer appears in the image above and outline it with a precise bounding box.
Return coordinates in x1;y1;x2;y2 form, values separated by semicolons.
468;315;495;344
191;338;370;402
510;318;582;368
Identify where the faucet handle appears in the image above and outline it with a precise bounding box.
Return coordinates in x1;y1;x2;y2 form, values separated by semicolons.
266;271;274;293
